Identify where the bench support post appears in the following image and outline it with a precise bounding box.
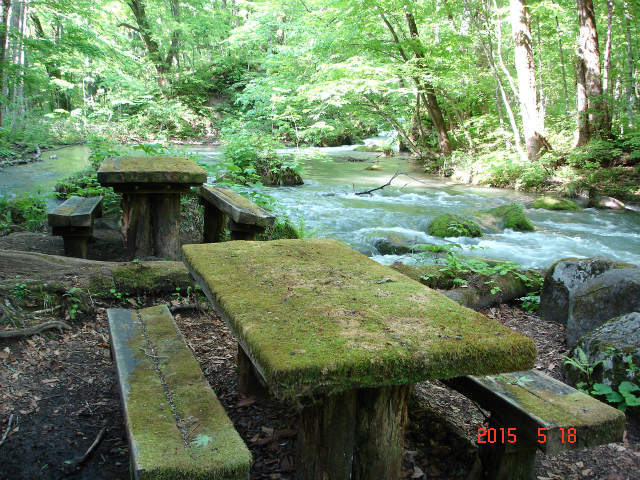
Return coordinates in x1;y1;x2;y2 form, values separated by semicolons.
203;203;227;243
229;220;265;241
296;384;411;480
63;236;89;259
237;345;268;397
479;442;537;480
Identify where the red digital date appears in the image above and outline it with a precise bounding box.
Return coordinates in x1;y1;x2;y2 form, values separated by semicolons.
537;427;577;444
477;427;517;444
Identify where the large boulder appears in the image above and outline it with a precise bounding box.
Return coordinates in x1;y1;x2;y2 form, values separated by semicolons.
539;258;636;325
372;234;417;255
485;203;534;232
564;312;640;388
566;268;640;347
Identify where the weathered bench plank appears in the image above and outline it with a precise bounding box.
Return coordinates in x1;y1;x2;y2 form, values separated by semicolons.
108;305;252;479
48;196;103;258
445;369;625;479
200;186;275;241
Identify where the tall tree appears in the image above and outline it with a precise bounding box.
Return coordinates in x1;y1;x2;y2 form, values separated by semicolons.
575;0;609;143
509;0;548;160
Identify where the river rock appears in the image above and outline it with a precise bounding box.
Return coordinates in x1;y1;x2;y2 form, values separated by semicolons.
564;312;640;388
587;195;626;210
427;214;482;238
566;267;640;347
478;203;534;232
531;196;581;211
373;235;417;255
539;258;636;325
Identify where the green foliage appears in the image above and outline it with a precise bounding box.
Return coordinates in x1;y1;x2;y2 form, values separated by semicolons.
62;288;83;320
567;140;622;169
10;283;30;299
565;349;640;412
55;170;121;217
0;194;48;235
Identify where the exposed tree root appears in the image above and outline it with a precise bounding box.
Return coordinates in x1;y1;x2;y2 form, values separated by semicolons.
0;320;71;339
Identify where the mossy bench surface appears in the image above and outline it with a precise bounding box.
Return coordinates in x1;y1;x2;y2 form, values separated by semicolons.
200;185;275;228
48;195;103;228
182;238;536;401
98;156;207;185
108;305;251;479
446;369;625;454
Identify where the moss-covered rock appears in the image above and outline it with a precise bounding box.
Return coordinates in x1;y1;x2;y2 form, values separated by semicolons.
486;204;534;232
427;214;482;238
531;196;581;211
389;262;459;289
183;239;536;401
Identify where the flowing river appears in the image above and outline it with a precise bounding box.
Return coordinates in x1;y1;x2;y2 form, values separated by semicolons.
2;143;639;270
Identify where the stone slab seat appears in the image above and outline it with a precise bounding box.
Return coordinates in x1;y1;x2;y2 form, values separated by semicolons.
199;185;275;241
108;305;252;480
48;195;103;258
444;369;625;480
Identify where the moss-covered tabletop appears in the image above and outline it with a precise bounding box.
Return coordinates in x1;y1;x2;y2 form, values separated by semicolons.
183;238;536;401
183;238;536;479
97;156;207;186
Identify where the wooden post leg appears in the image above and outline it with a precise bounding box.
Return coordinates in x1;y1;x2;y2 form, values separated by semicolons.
150;194;181;259
202;203;226;243
353;385;412;480
479;442;537;480
236;345;268;397
63;236;89;258
121;194;152;259
296;390;357;480
229;219;264;240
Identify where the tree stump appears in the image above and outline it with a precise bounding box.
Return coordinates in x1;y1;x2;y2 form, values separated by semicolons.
296;384;411;480
202;203;227;243
151;194;181;258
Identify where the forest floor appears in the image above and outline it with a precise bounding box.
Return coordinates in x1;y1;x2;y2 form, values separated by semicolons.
0;228;639;480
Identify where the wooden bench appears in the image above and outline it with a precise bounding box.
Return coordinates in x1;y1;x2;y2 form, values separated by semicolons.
48;195;103;258
444;369;625;480
199;185;275;242
108;305;252;479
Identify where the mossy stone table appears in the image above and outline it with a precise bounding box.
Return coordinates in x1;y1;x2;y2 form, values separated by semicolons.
182;238;537;480
98;156;207;259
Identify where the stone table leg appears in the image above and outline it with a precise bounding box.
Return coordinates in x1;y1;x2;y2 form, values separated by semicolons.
202;203;227;243
237;345;268;397
150;194;181;259
121;194;152;259
62;235;89;258
296;384;411;480
228;219;265;240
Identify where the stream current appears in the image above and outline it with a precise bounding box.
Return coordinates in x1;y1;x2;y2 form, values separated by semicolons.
2;144;639;270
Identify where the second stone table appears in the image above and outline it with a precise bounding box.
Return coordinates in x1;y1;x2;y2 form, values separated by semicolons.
98;156;207;259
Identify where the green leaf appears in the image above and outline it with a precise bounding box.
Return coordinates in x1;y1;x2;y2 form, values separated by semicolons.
591;383;613;395
191;434;213;448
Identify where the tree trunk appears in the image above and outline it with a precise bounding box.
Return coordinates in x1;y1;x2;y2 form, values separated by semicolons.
0;0;11;127
623;0;637;129
576;0;610;138
603;0;613;126
510;0;547;161
555;16;570;115
576;54;590;146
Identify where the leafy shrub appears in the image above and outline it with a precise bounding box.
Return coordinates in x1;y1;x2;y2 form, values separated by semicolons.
55;171;121;217
567;140;622;169
0;194;48;234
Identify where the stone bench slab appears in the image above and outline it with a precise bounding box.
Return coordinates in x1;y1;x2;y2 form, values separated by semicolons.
98;156;207;185
108;305;251;479
200;185;275;228
445;369;625;454
48;195;103;229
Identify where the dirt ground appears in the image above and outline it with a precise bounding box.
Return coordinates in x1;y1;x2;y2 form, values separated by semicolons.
0;229;639;480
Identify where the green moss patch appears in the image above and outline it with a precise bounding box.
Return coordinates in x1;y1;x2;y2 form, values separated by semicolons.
486;203;534;232
428;214;482;238
109;306;252;479
183;239;536;401
531;196;581;211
